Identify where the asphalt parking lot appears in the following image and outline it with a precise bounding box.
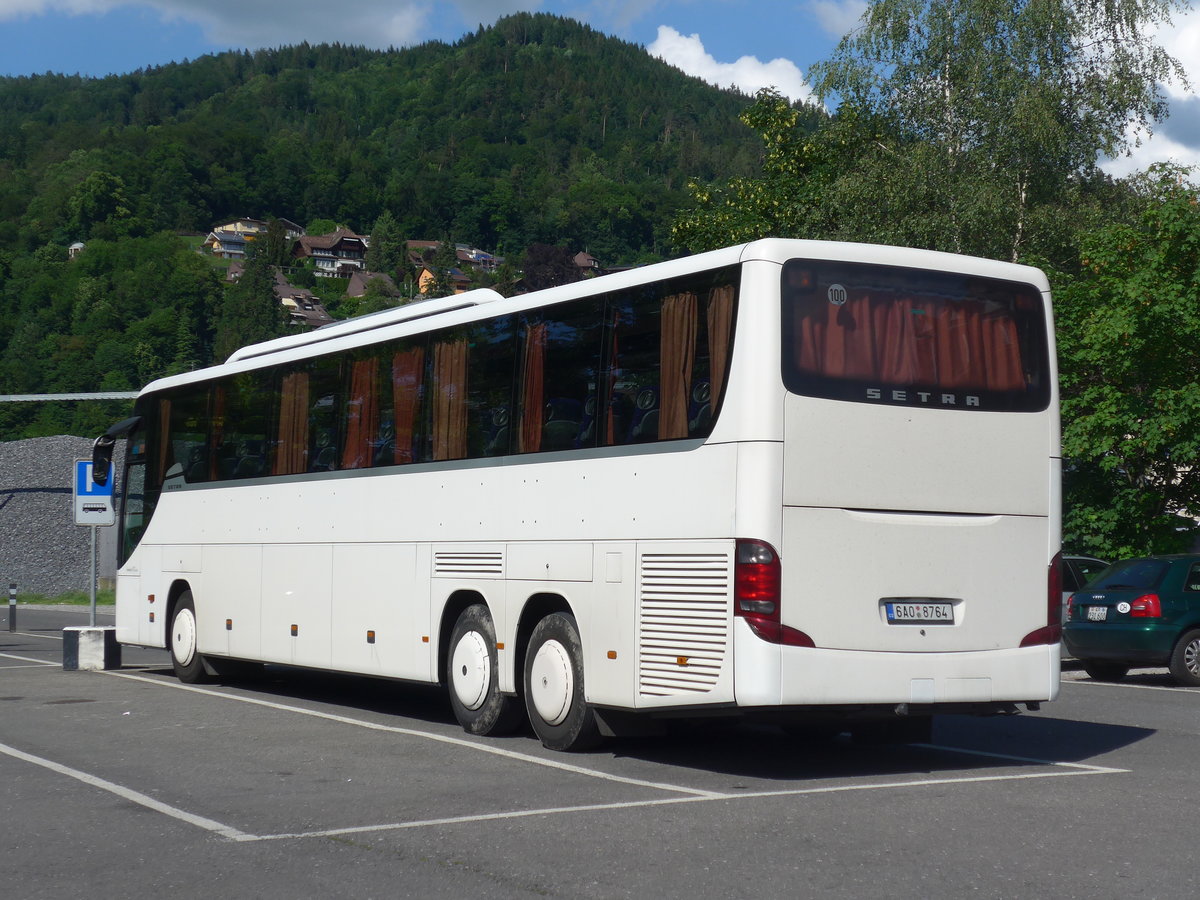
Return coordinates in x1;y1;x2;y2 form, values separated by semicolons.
2;605;1196;899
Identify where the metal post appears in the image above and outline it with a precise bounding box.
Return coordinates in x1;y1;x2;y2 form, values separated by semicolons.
89;525;97;628
7;583;15;632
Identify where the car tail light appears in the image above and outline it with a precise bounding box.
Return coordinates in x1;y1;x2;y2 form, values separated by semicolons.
1130;594;1162;617
1066;593;1076;619
734;539;814;647
1020;551;1063;647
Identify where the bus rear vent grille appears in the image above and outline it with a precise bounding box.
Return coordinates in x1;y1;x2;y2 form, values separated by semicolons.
638;552;730;697
433;551;504;578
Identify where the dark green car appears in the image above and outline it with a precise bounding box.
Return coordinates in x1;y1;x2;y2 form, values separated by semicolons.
1063;555;1200;685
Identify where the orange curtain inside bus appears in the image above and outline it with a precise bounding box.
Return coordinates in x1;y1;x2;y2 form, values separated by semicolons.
391;346;425;464
432;339;468;460
274;371;310;475
707;284;735;407
660;292;698;440
519;322;547;453
794;292;1025;391
342;358;380;469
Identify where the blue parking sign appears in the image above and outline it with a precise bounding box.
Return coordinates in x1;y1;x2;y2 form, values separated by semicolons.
74;459;115;526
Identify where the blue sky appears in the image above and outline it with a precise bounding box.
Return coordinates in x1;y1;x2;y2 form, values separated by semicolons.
1;0;1197;176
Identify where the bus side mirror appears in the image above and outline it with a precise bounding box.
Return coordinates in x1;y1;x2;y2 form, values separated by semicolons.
92;415;143;486
92;436;114;486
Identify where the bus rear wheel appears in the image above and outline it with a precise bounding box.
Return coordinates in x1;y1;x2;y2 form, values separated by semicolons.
523;612;600;752
169;592;211;684
447;604;522;736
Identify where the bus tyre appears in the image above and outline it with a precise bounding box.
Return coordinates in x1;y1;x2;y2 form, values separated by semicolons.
523;613;600;752
169;592;211;684
1168;630;1200;687
448;604;523;736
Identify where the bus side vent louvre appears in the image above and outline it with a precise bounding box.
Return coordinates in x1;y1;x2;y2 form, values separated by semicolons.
433;551;505;578
638;552;730;696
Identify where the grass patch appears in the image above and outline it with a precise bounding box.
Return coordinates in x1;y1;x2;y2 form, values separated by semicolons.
16;589;115;606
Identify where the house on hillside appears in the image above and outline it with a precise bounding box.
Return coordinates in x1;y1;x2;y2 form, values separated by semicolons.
292;228;368;276
206;217;304;259
574;251;602;276
273;271;333;327
417;265;472;295
346;271;400;299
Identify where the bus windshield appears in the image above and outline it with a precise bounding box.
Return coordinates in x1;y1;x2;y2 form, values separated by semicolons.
780;259;1050;412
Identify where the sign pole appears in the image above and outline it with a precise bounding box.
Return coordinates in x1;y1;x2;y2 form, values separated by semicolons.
7;583;14;633
89;525;97;627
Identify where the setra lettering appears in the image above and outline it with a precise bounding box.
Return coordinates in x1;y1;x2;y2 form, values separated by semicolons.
865;388;983;408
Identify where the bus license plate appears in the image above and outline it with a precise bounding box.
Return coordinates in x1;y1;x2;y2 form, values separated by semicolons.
885;602;954;624
1087;606;1108;621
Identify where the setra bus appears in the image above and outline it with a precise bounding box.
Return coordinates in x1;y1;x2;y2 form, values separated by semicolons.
93;239;1062;751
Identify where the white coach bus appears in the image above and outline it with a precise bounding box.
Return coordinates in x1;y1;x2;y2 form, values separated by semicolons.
93;239;1061;751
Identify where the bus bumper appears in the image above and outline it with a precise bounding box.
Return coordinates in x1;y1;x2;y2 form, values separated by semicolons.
734;619;1060;708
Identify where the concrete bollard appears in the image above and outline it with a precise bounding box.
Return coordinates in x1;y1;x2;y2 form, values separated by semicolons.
62;626;122;670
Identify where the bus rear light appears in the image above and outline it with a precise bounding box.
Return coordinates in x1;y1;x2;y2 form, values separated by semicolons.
1130;594;1162;617
1020;552;1062;647
734;539;814;647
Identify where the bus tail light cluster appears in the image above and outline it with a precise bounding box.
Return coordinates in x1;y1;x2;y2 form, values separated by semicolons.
734;539;814;647
1020;551;1062;648
1130;594;1162;617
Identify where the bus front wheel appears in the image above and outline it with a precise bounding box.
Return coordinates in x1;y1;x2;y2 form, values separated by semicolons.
523;612;600;752
447;604;522;736
169;592;210;684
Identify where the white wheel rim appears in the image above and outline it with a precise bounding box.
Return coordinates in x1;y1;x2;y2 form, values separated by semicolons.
173;608;196;667
529;639;573;726
451;630;491;710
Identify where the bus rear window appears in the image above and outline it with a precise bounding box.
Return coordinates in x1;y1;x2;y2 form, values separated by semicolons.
781;259;1050;412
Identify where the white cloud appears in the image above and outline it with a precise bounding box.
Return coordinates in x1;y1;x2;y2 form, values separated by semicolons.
1100;5;1200;179
648;24;815;104
809;0;866;39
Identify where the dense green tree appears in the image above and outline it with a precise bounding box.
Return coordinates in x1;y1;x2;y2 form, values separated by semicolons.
807;0;1186;263
364;210;405;277
1054;168;1200;557
521;243;581;291
213;255;288;361
423;238;460;298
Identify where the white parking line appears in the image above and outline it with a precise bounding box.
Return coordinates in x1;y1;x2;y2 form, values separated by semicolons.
1063;678;1197;694
103;670;724;799
2;667;1129;845
0;740;253;842
0;652;56;666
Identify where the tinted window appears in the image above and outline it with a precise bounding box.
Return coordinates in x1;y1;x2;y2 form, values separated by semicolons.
781;259;1050;412
1091;559;1170;591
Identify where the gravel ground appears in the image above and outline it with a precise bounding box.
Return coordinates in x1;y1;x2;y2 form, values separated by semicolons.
0;435;120;595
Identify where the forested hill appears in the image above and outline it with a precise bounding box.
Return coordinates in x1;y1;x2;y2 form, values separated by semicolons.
0;12;769;261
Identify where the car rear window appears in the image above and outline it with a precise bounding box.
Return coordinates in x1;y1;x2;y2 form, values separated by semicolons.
780;259;1051;412
1090;559;1169;591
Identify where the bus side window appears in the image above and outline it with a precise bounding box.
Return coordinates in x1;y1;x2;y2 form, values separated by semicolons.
517;298;603;454
605;289;662;446
465;316;516;459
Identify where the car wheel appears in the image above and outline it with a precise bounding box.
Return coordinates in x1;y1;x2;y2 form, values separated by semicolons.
169;592;211;684
447;604;523;736
1168;629;1200;687
523;612;601;752
1081;660;1129;682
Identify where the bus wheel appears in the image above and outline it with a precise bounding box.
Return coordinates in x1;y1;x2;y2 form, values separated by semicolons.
169;592;210;684
1168;630;1200;687
523;613;600;752
447;604;522;736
